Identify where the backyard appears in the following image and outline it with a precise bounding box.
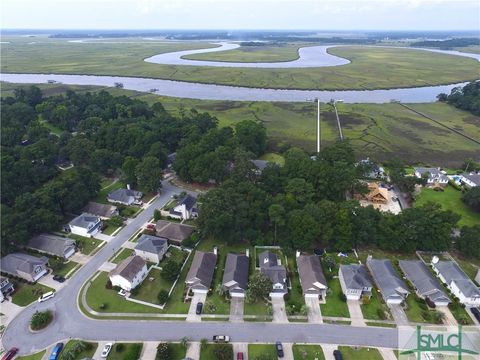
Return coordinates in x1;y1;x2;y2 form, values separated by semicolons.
292;344;325;360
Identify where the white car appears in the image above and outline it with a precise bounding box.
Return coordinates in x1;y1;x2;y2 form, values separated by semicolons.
101;343;113;358
38;291;55;303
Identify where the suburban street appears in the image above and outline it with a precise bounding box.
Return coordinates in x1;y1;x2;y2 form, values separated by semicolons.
1;178;398;355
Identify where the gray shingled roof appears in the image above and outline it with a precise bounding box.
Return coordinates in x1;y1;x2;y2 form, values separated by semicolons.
367;259;409;302
155;220;195;243
109;255;146;282
259;251;286;286
296;255;327;294
107;188;143;204
28;234;76;258
186;251;217;290
222;253;249;292
83;202;118;218
433;261;480;298
340;264;372;290
462;173;480;186
69;213;101;230
177;194;197;211
251;160;269;171
414;167;448;182
399;260;450;304
0;253;48;276
134;235;168;255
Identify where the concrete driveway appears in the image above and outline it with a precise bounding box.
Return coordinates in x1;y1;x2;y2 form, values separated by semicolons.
271;297;288;323
229;296;244;323
37;274;66;291
93;341;109;359
233;343;248;360
185;342;200;360
437;306;457;326
70;252;91;265
347;301;366;326
321;344;338;360
305;297;323;323
282;342;294;360
187;293;207;322
140;341;158;360
378;347;397;360
388;304;409;326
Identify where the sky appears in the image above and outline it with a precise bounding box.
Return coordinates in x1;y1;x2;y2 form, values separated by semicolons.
1;0;479;31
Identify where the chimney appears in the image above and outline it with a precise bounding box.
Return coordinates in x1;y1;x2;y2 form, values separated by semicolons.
213;246;218;256
245;249;249;258
296;250;301;258
127;184;131;190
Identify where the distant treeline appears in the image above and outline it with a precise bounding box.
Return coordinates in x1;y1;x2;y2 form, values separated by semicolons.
438;81;480;116
411;37;480;49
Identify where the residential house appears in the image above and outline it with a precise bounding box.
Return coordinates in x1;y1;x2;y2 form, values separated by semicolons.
109;255;148;291
134;235;168;263
166;152;176;169
413;167;448;187
0;253;49;282
222;253;249;297
169;194;198;220
185;251;217;294
296;254;328;300
250;160;269;174
258;251;287;296
83;202;118;219
431;259;480;307
107;188;143;206
339;264;373;301
459;173;480;188
27;234;76;259
155;220;195;245
0;276;15;302
366;258;409;304
68;213;102;237
399;260;450;307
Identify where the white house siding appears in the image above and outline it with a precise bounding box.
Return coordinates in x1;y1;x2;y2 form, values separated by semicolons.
345;289;362;301
110;265;148;291
192;288;208;294
305;293;320;299
386;296;403;305
134;249;160;264
69;225;100;238
450;281;480;307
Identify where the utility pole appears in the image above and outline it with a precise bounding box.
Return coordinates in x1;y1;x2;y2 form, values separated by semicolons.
317;98;320;153
332;99;344;141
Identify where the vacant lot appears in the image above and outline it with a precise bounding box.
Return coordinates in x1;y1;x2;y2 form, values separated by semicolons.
292;344;325;360
415;186;480;227
2;37;479;90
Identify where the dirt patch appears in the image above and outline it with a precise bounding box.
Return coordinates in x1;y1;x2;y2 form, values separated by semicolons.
274;102;311;114
464;115;480;126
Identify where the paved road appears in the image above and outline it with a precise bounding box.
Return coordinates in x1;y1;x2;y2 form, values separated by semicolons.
2;179;398;355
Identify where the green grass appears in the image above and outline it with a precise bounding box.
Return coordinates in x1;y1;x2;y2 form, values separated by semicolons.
286;255;306;316
16;350;46;360
292;344;325;360
169;343;187;359
96;180;125;204
259;153;285;166
108;343;143;360
103;224;121;235
2;37;479;90
131;268;174;304
337;346;383;360
448;301;474;325
11;282;54;306
200;344;233;360
404;295;431;323
320;279;350;318
53;260;80;278
38;116;63;136
111;248;134;264
69;234;104;255
415;186;480;227
248;344;277;359
365;322;396;328
59;341;97;360
360;289;391;320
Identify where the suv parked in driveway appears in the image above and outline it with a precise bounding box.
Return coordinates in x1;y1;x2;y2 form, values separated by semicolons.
196;302;203;315
275;342;284;357
101;343;113;358
1;348;18;360
49;343;64;360
333;349;343;360
471;307;480;322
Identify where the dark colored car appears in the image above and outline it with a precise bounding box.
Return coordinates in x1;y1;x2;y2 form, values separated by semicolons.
1;348;18;360
49;343;64;360
53;275;65;283
196;302;203;315
333;349;344;360
236;352;244;360
471;307;480;322
275;342;284;358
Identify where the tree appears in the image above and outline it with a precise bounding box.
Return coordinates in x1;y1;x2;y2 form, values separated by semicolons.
235;120;267;156
180;337;189;349
462;187;480;212
30;310;53;330
213;344;233;360
135;156;162;192
153;209;162;221
287;209;319;250
157;289;169;304
268;204;285;245
456;225;480;259
155;343;172;360
246;272;272;303
122;156;139;186
161;260;181;282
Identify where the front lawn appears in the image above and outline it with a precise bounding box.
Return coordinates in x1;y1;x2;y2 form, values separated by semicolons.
361;290;391;320
404;295;431;323
200;344;233;360
448;301;474;325
16;350;46;360
69;234;103;255
59;340;97;360
11;282;54;306
53;260;79;278
337;346;383;360
131;268;174;304
414;186;480;227
286;255;306;317
169;344;187;359
103;224;121;235
108;343;143;360
248;344;277;360
320;279;350;318
244;298;271;317
111;248;134;264
293;344;325;360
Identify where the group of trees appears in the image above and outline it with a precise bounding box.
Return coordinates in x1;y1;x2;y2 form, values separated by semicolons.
438;81;480;115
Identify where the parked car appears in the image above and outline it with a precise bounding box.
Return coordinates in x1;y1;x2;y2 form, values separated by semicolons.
53;275;65;283
49;343;64;360
236;352;244;360
38;291;55;303
1;348;18;360
196;302;203;315
333;349;344;360
275;342;284;358
101;343;113;358
471;307;480;322
212;335;230;343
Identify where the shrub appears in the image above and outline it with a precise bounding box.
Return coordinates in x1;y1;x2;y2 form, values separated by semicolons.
99;303;108;310
161;260;181;282
156;343;171;360
153;209;162;222
130;287;140;296
30;310;53;330
115;344;125;353
157;289;169;304
105;280;112;289
124;344;142;360
214;344;233;360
